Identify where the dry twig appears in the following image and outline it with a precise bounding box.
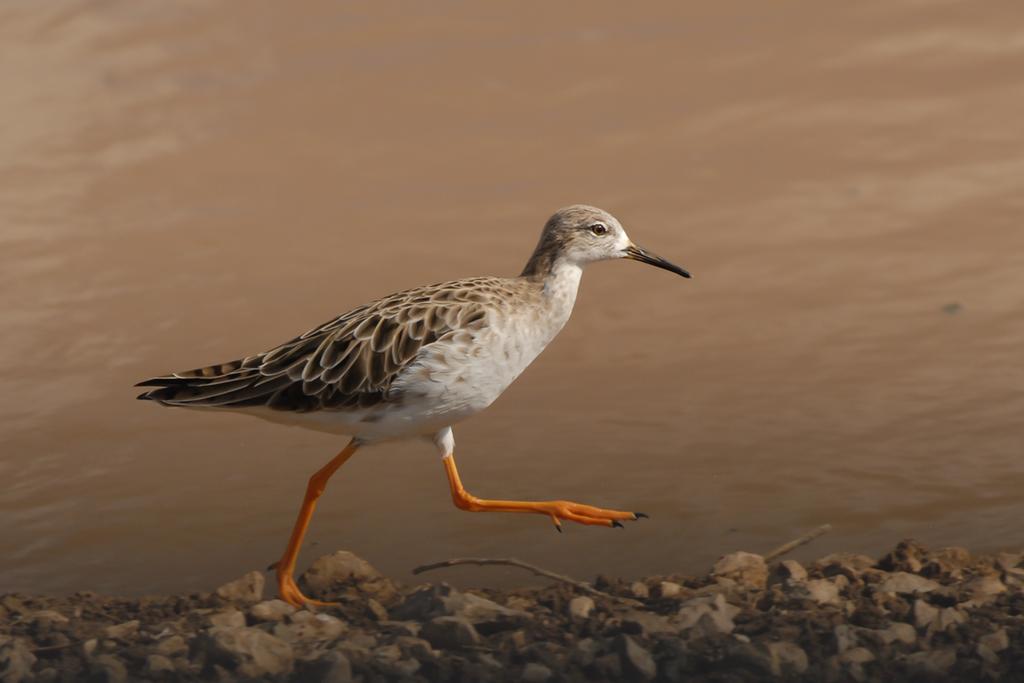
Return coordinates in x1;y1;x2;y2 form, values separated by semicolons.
411;557;642;606
764;523;833;562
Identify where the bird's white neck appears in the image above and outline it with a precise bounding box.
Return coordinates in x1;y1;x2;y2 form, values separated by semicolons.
542;258;582;294
540;258;582;326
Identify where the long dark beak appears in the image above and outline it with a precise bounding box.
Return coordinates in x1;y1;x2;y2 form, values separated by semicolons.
624;244;691;278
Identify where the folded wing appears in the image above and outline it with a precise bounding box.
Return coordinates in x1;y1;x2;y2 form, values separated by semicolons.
136;279;494;412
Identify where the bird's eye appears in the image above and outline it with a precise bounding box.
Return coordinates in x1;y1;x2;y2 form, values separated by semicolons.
590;223;608;235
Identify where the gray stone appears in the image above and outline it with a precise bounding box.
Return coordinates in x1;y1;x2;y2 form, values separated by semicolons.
420;616;481;649
476;652;504;670
995;551;1022;572
365;597;389;621
29;610;69;626
629;581;650;599
333;642;372;669
912;599;939;629
33;669;58;683
922;548;969;579
143;654;174;676
768;559;808;585
249;599;296;622
273;611;346;643
103;620;139;640
691;612;733;639
306;550;380;581
90;655;127;683
215;570;265;603
903;648;956;676
823;656;848;683
207;608;246;628
622;609;675;635
306;651;352;683
966;574;1006;603
837;647;874;683
346;631;377;649
201;626;294;678
878;541;926;573
570;638;600;667
617;635;656;681
913;601;964;632
878;572;939;595
840;647;875;664
504;595;534;612
658;581;683;598
568;595;595;620
380;658;421;677
800;579;842;606
522;662;553;683
834;624;861;654
380;620;421;637
446;589;530;627
935;546;971;565
977;644;1000;666
767;641;809;676
506;629;527;651
0;636;37;683
301;551;397;602
712;551;768;589
677;593;738;635
728;641;808;678
1006;567;1024;588
876;622;916;645
724;642;776;677
373;643;401;663
393;584;528;632
394;636;437;661
372;645;422;677
0;598;26;618
816;553;876;579
979;628;1009;653
936;607;966;631
594;653;622;680
155;635;187;657
712;576;739;593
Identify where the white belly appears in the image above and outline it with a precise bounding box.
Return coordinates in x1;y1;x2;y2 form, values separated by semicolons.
386;310;564;429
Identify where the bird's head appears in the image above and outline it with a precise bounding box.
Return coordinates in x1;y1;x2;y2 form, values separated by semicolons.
527;204;691;278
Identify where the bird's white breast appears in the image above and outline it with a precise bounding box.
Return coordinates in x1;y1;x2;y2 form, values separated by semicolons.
387;262;582;432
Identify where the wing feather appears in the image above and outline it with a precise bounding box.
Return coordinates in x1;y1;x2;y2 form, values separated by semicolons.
136;278;501;412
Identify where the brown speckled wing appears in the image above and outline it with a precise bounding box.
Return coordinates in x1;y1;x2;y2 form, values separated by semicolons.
135;278;501;412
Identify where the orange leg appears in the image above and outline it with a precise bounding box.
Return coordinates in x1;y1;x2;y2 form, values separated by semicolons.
442;453;645;531
275;439;360;608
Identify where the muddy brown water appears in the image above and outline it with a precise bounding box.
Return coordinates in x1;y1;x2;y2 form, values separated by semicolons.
1;2;1023;597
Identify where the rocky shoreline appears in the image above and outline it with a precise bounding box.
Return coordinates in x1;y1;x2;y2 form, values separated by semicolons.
2;540;1022;682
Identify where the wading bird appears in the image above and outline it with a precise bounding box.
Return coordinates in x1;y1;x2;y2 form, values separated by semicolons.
137;205;690;607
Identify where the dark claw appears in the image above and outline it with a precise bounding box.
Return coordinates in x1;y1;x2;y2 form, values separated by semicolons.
554;525;563;533
612;521;624;528
266;561;279;572
634;512;649;520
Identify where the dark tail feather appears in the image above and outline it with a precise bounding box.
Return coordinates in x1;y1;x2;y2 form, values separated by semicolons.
137;387;180;402
135;376;211;403
135;357;264;406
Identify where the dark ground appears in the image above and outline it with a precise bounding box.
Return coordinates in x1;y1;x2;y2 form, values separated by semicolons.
2;540;1022;682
